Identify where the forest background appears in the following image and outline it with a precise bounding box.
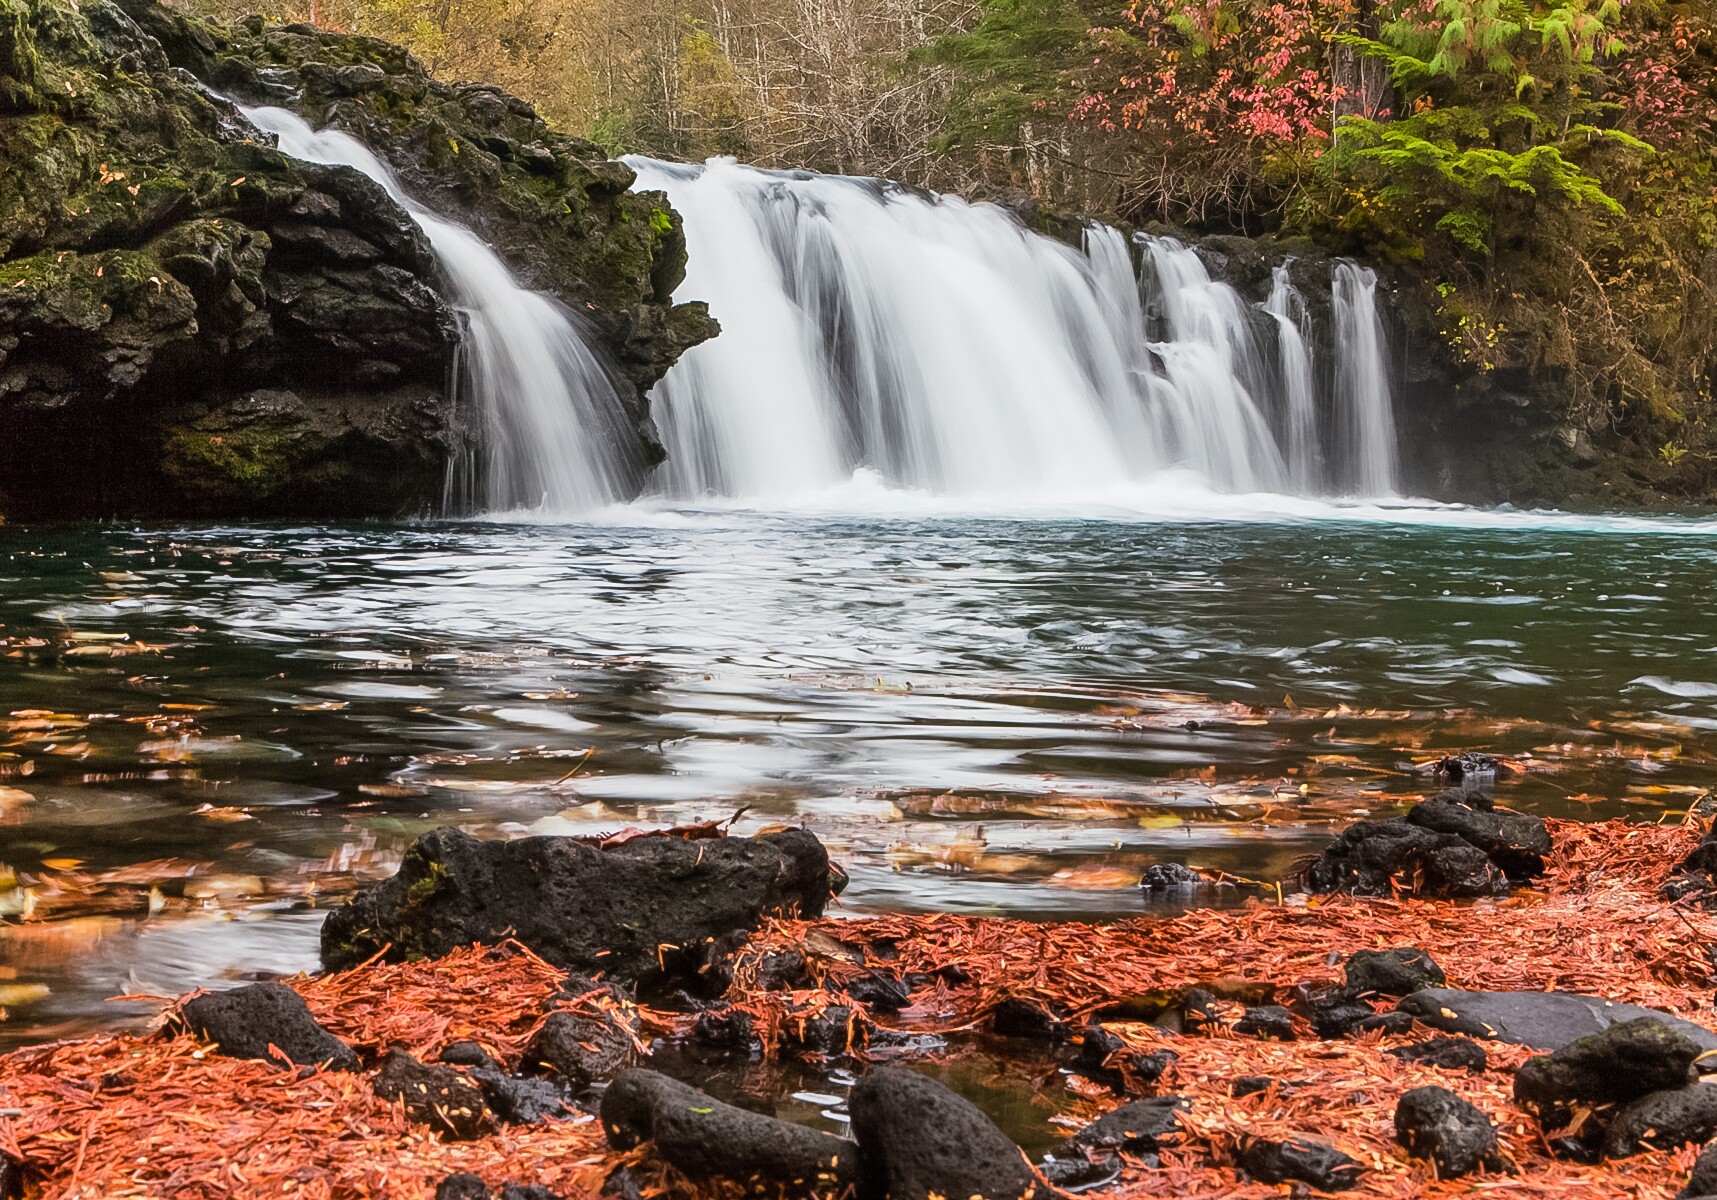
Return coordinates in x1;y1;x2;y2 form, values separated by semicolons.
185;0;1717;488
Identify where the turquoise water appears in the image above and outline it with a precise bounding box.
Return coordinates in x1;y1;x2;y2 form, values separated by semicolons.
3;499;1716;1046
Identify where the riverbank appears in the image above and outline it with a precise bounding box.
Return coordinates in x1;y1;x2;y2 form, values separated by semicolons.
4;815;1714;1198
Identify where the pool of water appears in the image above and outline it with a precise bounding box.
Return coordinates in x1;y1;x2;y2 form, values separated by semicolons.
4;498;1717;1047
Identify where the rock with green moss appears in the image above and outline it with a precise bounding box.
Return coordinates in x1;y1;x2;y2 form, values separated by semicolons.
0;0;712;518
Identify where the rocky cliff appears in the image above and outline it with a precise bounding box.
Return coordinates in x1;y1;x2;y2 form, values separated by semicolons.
0;0;714;519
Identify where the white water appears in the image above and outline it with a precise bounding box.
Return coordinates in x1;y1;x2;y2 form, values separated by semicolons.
628;157;1403;505
1333;262;1401;496
241;106;628;514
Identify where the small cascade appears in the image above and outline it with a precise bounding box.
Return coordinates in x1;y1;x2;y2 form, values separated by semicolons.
242;106;630;514
1332;263;1401;497
1265;265;1321;493
630;157;1404;503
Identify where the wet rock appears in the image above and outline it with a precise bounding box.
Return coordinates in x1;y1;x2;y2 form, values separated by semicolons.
1037;1155;1121;1191
373;1047;493;1140
1075;1025;1127;1089
178;981;358;1071
499;1188;564;1200
602;1069;856;1188
1604;1084;1717;1157
1385;1037;1489;1073
1234;1005;1296;1040
1182;987;1219;1033
1302;819;1508;898
846;972;912;1012
1067;1096;1188;1154
1681;1140;1717;1197
1514;1018;1703;1125
1238;1137;1365;1191
990;996;1070;1041
1139;862;1201;888
1304;987;1377;1038
756;951;811;991
1127;1048;1179;1087
848;1066;1034;1200
1394;1086;1500;1177
1405;793;1550;879
524;1010;637;1090
692;1005;758;1052
1345;948;1445;996
439;1042;498;1069
1430;752;1501;787
783;1003;869;1058
471;1068;569;1124
1232;1076;1276;1097
320;826;839;992
0;1152;22;1200
1398;989;1717;1051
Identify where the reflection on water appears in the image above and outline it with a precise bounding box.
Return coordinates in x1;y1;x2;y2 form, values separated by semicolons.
3;508;1716;1048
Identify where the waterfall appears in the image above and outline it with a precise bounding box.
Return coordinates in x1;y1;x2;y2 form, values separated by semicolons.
241;106;630;514
628;157;1404;503
1265;264;1321;493
1332;263;1401;497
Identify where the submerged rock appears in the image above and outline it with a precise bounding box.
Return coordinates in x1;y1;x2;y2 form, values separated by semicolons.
848;1067;1034;1200
1398;989;1717;1051
1394;1086;1500;1177
373;1047;493;1139
319;826;839;990
1604;1084;1717;1157
602;1069;856;1189
177;981;358;1071
1514;1018;1703;1125
1345;947;1445;996
1238;1136;1365;1191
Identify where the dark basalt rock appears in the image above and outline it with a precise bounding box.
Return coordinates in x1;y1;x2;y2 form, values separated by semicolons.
1681;1141;1717;1197
1067;1096;1188;1155
1405;793;1550;879
524;1010;637;1091
692;1005;758;1052
439;1042;499;1069
1604;1084;1717;1157
1302;819;1509;898
1398;989;1717;1051
1139;862;1201;888
1238;1136;1365;1191
1345;947;1446;996
319;826;838;991
1430;752;1502;787
437;1176;493;1200
1354;1010;1419;1036
1394;1086;1500;1177
1127;1048;1179;1087
603;1069;856;1189
373;1047;493;1140
1234;1004;1296;1040
0;0;715;521
471;1067;569;1124
1074;1024;1127;1089
848;1067;1035;1200
1037;1155;1121;1191
177;981;358;1071
1514;1018;1703;1125
783;1003;869;1058
1385;1037;1489;1073
1303;987;1378;1039
845;972;912;1012
990;996;1070;1041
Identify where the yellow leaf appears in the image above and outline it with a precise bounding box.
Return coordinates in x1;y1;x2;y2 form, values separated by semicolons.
41;858;82;870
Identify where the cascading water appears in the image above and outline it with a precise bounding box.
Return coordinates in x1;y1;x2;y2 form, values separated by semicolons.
1332;263;1401;497
242;106;630;514
629;157;1403;503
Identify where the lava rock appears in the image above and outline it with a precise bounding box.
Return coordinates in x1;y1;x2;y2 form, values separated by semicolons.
1232;1076;1276;1097
470;1067;569;1124
783;1003;869;1057
692;1005;758;1051
373;1047;493;1139
1398;989;1717;1051
1385;1037;1489;1073
1515;1018;1703;1125
755;950;811;991
1238;1137;1365;1191
846;972;912;1012
990;996;1070;1041
524;1010;637;1090
1127;1048;1179;1086
1234;1005;1296;1040
321;826;840;992
848;1066;1034;1200
1604;1084;1717;1157
1681;1140;1717;1197
1075;1025;1127;1088
1139;862;1201;888
1405;793;1550;879
1037;1155;1121;1191
602;1069;856;1188
178;981;358;1071
439;1042;499;1070
1345;948;1446;996
1067;1096;1188;1154
1305;987;1377;1038
1302;819;1509;898
437;1176;493;1200
1394;1086;1500;1177
1431;753;1501;787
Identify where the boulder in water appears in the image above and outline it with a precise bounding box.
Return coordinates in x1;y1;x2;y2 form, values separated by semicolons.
1398;989;1717;1051
1404;793;1550;878
847;1067;1034;1200
319;826;839;991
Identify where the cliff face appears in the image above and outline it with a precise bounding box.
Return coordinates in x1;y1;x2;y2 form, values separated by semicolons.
0;0;714;519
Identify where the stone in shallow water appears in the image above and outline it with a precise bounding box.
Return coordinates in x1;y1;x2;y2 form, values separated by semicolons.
178;981;358;1071
1515;1018;1703;1124
1398;989;1717;1051
602;1069;856;1188
1394;1086;1500;1177
848;1066;1034;1200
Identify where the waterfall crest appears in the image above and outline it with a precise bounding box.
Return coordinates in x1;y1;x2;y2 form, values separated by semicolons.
242;106;630;514
630;157;1403;504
